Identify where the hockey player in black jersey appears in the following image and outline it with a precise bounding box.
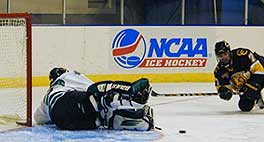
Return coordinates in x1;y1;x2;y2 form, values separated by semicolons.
214;40;264;111
34;67;154;131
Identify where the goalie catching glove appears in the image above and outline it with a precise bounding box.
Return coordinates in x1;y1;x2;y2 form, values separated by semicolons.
230;71;251;91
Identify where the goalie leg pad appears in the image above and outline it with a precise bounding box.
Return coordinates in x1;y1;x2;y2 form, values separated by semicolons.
87;81;114;94
101;78;152;107
108;105;154;131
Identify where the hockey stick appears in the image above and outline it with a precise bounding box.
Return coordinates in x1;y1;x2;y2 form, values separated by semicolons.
151;90;218;96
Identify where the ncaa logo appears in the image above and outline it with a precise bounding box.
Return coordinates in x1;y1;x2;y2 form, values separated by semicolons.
112;29;146;69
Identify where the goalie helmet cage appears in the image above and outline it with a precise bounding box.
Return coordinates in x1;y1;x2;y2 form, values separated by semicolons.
0;13;32;127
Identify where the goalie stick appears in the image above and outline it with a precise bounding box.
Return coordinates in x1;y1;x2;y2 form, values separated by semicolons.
151;90;218;96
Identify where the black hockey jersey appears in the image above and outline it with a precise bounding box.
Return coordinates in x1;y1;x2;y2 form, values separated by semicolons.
214;48;264;91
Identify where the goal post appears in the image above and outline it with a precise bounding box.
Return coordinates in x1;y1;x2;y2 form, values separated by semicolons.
0;13;32;127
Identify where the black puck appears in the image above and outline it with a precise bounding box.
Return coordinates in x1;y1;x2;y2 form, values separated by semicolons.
179;130;186;133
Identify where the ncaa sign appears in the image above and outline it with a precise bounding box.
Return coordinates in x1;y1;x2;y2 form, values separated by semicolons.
112;28;208;69
112;29;146;69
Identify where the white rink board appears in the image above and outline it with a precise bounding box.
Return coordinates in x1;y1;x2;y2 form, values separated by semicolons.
32;26;264;76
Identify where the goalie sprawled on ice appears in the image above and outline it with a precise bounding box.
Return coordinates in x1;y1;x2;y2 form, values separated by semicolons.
34;67;154;130
214;40;264;112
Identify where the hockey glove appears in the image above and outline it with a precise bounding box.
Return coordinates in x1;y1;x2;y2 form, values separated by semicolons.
230;71;251;91
218;86;233;101
131;78;152;104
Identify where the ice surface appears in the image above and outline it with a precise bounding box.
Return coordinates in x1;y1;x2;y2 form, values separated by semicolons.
1;83;264;142
0;125;161;142
150;83;264;142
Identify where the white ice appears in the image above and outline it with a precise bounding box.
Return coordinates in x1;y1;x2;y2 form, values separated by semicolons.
151;83;264;142
1;83;264;142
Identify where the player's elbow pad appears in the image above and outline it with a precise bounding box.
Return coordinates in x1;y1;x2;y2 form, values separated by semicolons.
218;87;232;101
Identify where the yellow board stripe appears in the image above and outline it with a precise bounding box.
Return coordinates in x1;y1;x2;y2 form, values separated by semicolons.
34;73;215;87
0;77;26;88
87;73;214;83
0;73;215;88
33;76;49;87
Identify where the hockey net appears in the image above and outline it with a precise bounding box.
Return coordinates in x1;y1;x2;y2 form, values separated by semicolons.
0;13;32;129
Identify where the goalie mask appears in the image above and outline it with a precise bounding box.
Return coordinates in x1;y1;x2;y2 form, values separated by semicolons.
49;67;68;84
215;40;232;66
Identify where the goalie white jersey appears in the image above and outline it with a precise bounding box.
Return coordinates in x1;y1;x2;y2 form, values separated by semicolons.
34;71;94;124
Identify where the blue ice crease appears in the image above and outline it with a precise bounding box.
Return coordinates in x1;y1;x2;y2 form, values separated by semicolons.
0;125;161;142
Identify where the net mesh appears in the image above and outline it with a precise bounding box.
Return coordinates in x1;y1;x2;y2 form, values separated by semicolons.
0;17;27;124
